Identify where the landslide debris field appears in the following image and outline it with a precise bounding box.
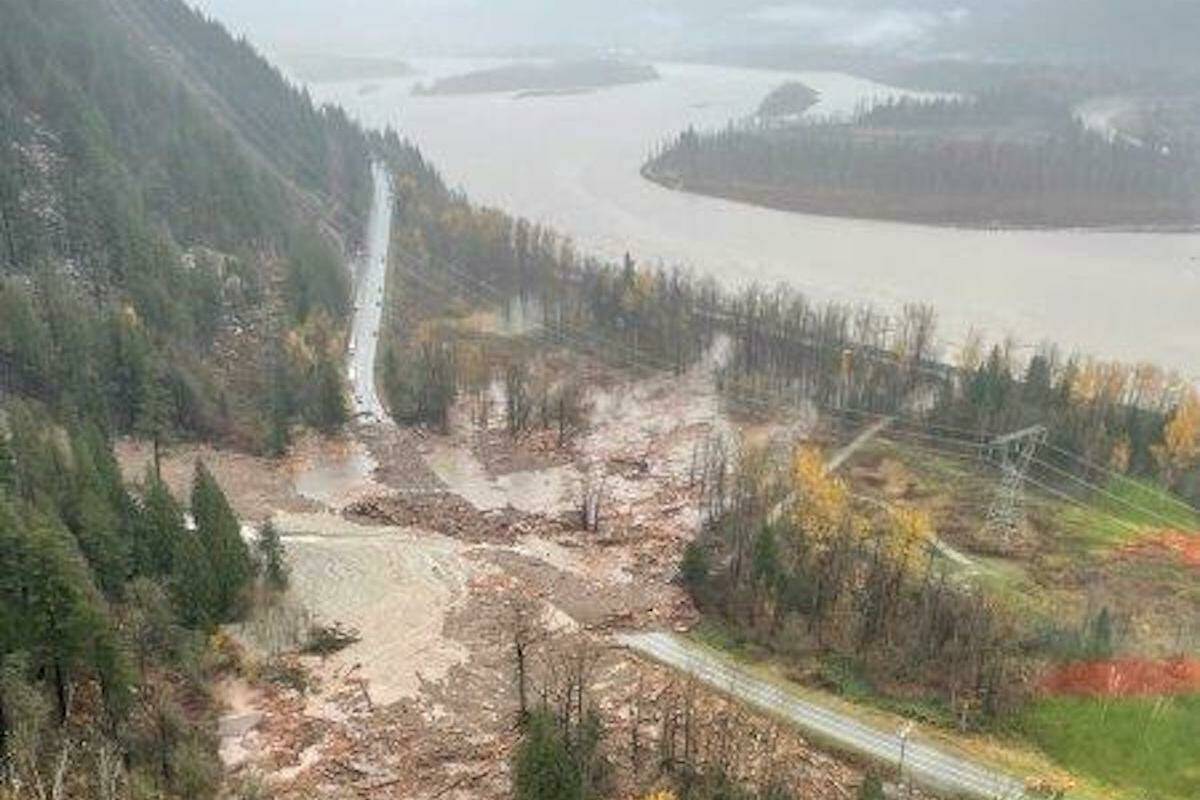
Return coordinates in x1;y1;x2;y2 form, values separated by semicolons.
119;345;1200;800
132;349;912;800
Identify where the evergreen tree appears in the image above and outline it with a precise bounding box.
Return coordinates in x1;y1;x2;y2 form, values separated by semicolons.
1089;607;1115;659
255;520;289;591
137;471;186;579
171;525;217;630
680;542;710;591
190;462;252;622
514;709;583;800
73;487;129;600
310;354;348;433
0;497;28;661
858;772;885;800
24;523;122;721
265;343;293;457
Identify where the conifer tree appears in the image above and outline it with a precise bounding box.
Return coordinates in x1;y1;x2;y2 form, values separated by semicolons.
191;462;252;622
256;520;289;591
137;470;186;580
514;709;583;800
24;524;120;721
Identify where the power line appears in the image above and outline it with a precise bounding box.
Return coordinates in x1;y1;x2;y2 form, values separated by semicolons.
1041;440;1200;519
387;241;1187;539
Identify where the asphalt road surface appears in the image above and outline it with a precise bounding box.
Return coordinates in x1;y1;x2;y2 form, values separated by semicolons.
350;163;392;420
618;632;1028;800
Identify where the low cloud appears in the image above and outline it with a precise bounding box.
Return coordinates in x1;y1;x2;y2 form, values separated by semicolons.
747;3;964;48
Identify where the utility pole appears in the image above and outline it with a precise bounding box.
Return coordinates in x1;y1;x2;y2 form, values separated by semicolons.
897;721;915;796
983;424;1047;542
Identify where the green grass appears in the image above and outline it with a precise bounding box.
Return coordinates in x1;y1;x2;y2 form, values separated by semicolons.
1061;478;1200;549
1020;695;1200;800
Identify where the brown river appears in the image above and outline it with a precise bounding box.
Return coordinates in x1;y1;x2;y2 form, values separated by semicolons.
311;59;1200;374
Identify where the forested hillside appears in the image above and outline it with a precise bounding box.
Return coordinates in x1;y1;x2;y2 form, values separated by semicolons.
645;91;1200;227
0;1;418;796
0;0;401;452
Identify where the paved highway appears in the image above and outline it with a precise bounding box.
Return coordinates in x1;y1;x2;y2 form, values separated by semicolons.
350;163;392;421
618;632;1028;800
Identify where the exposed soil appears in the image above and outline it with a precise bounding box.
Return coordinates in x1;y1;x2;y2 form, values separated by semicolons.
357;421;447;494
345;492;573;545
169;354;895;799
1040;658;1200;698
116;438;318;520
1117;530;1200;571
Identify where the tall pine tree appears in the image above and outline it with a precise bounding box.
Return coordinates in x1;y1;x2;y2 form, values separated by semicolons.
191;461;252;622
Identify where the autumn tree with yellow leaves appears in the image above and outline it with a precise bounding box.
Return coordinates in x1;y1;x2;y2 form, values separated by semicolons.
1155;388;1200;483
687;440;1025;726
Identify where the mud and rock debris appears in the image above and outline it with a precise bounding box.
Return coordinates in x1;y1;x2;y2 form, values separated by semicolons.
346;491;575;544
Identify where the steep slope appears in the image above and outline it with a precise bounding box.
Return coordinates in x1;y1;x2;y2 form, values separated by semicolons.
0;0;397;450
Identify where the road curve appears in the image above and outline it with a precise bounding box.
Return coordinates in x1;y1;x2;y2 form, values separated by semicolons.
350;163;393;421
618;632;1028;800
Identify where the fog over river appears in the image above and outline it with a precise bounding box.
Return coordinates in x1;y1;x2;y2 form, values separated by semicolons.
311;60;1200;373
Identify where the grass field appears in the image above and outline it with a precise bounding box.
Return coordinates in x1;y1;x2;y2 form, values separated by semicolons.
1020;694;1200;799
1061;477;1200;549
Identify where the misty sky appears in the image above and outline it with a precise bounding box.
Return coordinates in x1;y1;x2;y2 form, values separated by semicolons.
189;1;980;58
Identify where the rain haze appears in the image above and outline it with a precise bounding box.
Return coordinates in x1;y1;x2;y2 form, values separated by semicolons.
3;2;1199;800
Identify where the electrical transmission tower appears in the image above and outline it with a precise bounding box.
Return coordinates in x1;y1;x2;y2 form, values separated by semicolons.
983;424;1048;542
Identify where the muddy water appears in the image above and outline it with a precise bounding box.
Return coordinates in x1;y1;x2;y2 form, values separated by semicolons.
312;60;1200;373
291;441;377;508
425;438;580;516
271;511;475;705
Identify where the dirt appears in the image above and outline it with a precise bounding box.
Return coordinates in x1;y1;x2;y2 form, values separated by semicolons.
1117;530;1200;571
357;421;446;494
116;438;318;520
474;425;576;476
172;351;892;799
1040;658;1200;697
272;512;477;706
345;492;574;545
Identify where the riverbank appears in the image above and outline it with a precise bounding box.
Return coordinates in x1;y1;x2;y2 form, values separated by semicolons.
643;165;1200;233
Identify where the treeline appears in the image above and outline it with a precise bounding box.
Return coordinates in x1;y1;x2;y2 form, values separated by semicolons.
0;0;414;452
378;164;1200;503
718;289;942;415
645;95;1200;227
413;59;660;97
685;444;1027;728
378;171;722;429
935;341;1200;501
507;616;871;800
713;289;1200;502
0;402;266;799
756;82;820;120
854;88;1072;129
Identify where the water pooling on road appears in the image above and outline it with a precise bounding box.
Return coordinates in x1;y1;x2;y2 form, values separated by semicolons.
312;60;1200;374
